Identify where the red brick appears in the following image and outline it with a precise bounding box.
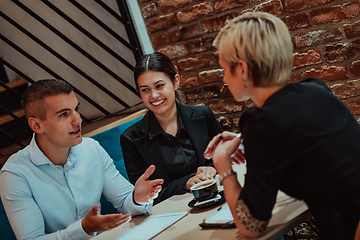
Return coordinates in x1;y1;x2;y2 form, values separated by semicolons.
185;88;201;103
158;44;190;59
198;69;224;84
281;13;310;30
207;98;244;114
213;51;219;63
176;2;213;24
240;9;253;15
330;80;360;99
301;66;348;81
202;13;238;34
342;1;360;19
150;32;171;48
178;23;204;41
350;60;360;77
233;116;241;129
168;29;181;43
157;0;192;12
137;0;152;3
284;0;332;12
146;13;177;34
294;28;343;48
356;116;360;124
310;2;360;25
158;37;214;59
141;3;158;19
157;25;202;47
288;73;301;83
202;85;221;100
217;116;233;130
344;99;360;115
254;0;285;16
214;0;252;13
184;85;220;102
184;36;215;54
219;84;233;98
324;40;360;63
293;49;322;69
178;53;216;72
180;75;200;88
344;20;360;39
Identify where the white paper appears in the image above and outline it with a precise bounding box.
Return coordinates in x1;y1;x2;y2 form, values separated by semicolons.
204;205;234;224
116;212;188;240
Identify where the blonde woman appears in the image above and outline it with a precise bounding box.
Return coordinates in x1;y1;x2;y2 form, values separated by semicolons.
204;12;360;239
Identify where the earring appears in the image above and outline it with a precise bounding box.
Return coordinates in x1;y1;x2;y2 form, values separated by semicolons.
242;78;248;88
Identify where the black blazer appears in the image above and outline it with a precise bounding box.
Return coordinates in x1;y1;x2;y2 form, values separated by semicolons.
120;103;222;204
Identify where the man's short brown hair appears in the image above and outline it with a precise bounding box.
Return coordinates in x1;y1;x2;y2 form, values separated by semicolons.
21;79;73;120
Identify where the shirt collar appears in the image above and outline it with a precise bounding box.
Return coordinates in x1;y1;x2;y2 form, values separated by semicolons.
148;112;163;140
29;133;78;168
148;108;186;140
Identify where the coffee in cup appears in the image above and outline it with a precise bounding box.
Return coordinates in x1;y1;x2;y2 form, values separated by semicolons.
190;179;218;201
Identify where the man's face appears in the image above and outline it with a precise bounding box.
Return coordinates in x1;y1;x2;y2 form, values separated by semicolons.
37;91;82;150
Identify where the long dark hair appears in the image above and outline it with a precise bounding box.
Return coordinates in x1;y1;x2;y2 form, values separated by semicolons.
134;52;186;104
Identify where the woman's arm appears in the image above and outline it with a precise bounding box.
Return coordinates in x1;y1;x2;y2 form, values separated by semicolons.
212;137;265;238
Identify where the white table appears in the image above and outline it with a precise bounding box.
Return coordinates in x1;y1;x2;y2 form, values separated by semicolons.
92;164;310;240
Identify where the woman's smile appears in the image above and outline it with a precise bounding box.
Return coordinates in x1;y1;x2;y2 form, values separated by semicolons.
151;99;165;106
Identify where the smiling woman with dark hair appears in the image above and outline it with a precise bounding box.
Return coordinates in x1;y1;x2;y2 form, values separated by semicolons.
121;52;222;204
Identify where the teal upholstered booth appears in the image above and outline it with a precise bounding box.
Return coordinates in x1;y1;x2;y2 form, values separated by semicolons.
90;116;143;214
90;116;143;181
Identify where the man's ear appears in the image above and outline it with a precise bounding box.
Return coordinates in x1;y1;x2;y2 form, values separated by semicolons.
174;74;181;90
28;117;44;133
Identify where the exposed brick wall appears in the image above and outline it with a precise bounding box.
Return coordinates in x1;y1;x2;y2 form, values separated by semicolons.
137;0;360;131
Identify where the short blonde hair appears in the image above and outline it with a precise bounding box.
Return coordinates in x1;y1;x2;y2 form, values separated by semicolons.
213;12;293;87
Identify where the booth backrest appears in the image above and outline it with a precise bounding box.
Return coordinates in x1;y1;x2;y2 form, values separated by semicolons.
90;116;143;181
89;115;143;214
0;198;16;240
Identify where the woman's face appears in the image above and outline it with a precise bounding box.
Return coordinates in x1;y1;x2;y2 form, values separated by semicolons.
219;56;250;102
137;70;179;116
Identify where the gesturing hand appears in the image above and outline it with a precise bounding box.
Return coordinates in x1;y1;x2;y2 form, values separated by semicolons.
134;165;164;205
203;132;245;164
212;135;243;174
196;166;216;178
82;204;131;235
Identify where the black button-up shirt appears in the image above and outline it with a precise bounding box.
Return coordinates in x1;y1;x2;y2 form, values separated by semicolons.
148;111;198;181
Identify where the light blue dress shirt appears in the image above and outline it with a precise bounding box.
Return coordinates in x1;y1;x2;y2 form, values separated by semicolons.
0;136;151;240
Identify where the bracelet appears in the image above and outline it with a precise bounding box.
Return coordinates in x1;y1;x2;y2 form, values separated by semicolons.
219;169;237;185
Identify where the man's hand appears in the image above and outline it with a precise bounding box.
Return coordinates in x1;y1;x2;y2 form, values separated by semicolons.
134;165;164;205
82;204;131;235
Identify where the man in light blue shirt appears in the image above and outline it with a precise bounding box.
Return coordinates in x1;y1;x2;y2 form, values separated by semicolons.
0;79;163;240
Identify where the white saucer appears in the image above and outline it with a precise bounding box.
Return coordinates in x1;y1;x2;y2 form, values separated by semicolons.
194;194;222;207
188;190;225;208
